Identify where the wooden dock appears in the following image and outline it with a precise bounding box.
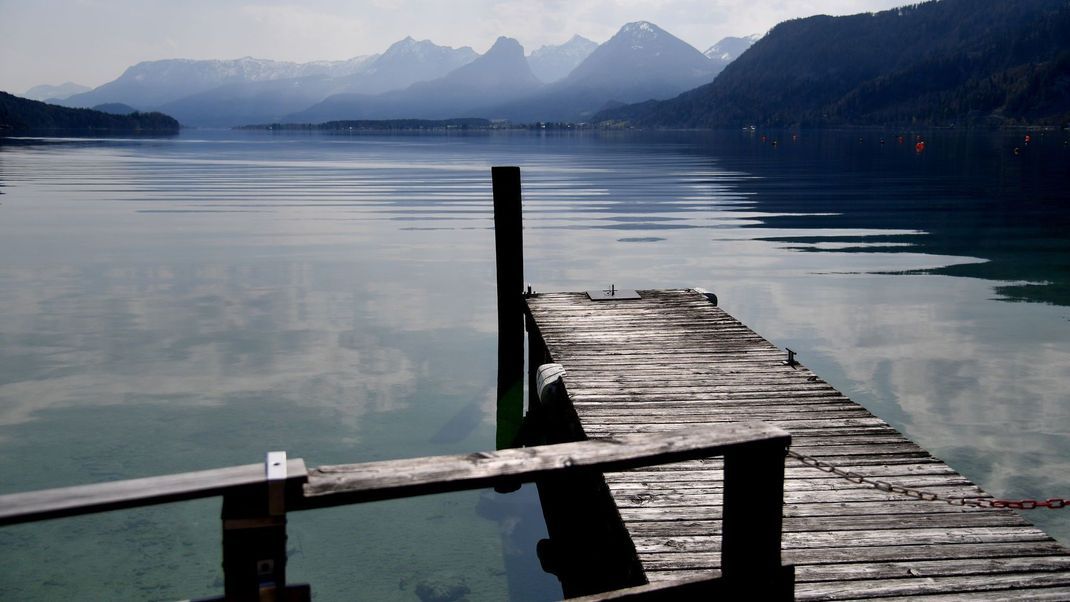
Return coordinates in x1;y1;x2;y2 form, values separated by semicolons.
525;288;1070;600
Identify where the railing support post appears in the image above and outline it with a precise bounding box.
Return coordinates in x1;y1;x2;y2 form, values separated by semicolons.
493;166;525;452
221;452;295;601
722;440;794;598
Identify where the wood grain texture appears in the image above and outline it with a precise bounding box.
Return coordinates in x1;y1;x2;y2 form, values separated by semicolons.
526;289;1070;599
301;422;787;507
0;459;308;526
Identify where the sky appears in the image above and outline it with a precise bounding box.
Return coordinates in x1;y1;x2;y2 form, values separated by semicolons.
1;0;909;94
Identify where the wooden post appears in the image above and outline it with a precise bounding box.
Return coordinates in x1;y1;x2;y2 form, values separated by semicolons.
221;487;289;601
220;453;309;602
493;166;524;451
722;440;793;598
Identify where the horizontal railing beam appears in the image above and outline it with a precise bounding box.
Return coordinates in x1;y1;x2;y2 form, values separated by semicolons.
0;459;308;526
0;422;790;522
297;422;789;510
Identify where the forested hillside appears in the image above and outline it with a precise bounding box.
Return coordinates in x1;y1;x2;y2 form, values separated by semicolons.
596;0;1070;127
0;92;179;131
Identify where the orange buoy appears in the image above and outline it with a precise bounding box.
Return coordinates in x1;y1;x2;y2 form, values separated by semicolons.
915;141;926;153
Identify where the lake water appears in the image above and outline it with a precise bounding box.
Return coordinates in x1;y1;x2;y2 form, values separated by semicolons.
0;129;1068;600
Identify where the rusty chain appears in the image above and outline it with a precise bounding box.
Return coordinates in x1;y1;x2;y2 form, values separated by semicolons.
787;450;1070;510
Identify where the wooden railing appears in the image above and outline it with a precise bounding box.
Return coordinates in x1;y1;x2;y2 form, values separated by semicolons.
0;422;790;601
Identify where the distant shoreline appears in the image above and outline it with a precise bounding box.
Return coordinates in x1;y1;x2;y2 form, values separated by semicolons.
233;119;1068;134
234;118;592;132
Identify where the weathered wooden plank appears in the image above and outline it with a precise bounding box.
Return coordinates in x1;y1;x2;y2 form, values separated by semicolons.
608;463;961;480
619;511;1030;536
568;390;848;401
793;572;1070;600
793;556;1070;582
618;503;998;523
592;423;895;437
0;459;308;526
872;587;1070;601
613;488;990;508
630;527;1053;554
638;541;1070;570
573;397;859;408
300;423;788;507
605;475;975;493
639;569;1070;600
574;402;868;412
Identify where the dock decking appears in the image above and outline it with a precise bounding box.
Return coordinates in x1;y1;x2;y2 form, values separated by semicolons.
525;289;1070;600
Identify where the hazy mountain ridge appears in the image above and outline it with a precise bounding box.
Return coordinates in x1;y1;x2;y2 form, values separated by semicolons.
59;39;478;126
339;37;478;95
156;75;345;128
528;35;599;83
0;91;178;131
147;39;477;127
596;0;1070;127
22;82;91;101
288;37;542;122
61;56;378;110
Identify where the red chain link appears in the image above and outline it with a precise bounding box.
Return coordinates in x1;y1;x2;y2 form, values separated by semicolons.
990;498;1070;510
788;451;1070;510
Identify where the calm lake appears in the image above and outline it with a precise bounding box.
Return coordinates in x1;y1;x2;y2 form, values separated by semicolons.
0;129;1068;600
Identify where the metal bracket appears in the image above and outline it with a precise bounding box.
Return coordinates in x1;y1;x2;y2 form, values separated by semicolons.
785;349;798;367
587;284;640;301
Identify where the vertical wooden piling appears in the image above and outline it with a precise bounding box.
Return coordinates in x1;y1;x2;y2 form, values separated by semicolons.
721;440;792;598
221;486;289;601
493;166;524;451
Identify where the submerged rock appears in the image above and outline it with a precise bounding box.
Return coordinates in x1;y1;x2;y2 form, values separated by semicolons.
412;572;470;602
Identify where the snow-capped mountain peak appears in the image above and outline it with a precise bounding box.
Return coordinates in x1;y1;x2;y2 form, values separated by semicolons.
703;35;761;63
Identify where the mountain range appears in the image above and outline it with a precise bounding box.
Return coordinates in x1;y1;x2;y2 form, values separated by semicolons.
484;22;727;122
291;22;733;124
144;38;477;128
32;22;750;127
597;0;1070;127
28;0;1060;130
289;37;543;122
